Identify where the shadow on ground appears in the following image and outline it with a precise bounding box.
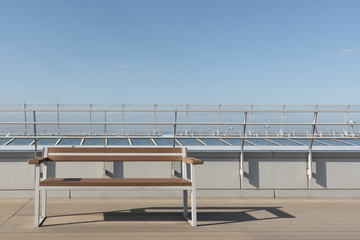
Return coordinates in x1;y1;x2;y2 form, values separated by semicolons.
42;206;295;227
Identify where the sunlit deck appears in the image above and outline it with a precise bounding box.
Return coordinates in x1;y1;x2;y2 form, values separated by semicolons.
1;198;360;240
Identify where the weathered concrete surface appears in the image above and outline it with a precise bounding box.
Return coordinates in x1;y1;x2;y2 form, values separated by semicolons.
1;198;360;240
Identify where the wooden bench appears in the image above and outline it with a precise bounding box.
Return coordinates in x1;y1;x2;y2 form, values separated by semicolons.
28;147;203;227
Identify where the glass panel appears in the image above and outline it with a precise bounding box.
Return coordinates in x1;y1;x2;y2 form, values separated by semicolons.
199;138;229;146
246;139;278;146
292;139;325;146
337;139;360;146
313;140;330;146
58;138;82;145
7;138;34;145
177;138;204;146
291;139;310;146
268;139;303;146
314;139;351;146
131;138;154;146
153;138;178;146
36;138;59;145
83;138;105;145
107;138;130;145
0;138;11;145
222;138;252;146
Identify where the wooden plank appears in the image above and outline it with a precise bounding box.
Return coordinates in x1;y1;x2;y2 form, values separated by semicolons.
28;157;49;164
47;147;183;154
48;155;183;162
183;157;204;165
40;178;192;186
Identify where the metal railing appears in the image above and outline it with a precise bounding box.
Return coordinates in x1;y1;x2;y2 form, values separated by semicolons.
1;103;360;137
1;104;360;181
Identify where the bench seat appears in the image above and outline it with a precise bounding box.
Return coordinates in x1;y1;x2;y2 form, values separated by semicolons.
40;178;192;187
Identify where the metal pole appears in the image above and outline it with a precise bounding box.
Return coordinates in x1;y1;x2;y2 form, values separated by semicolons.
307;105;318;186
153;104;157;136
217;104;221;135
121;104;125;135
33;111;38;158
89;103;92;134
57;103;60;134
173;110;177;148
240;112;247;180
172;110;178;178
280;104;285;135
185;104;189;135
248;104;253;135
24;102;27;135
343;104;349;135
104;111;107;136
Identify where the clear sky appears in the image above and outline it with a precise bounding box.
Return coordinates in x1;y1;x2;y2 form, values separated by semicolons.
0;0;359;105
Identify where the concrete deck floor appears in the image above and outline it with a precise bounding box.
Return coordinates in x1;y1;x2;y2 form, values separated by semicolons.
0;198;360;240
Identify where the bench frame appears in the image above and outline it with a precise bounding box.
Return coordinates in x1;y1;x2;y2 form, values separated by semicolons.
29;147;203;227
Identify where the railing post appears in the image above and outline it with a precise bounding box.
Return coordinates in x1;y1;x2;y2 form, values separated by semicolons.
24;102;27;135
280;104;285;135
56;102;60;134
121;104;125;135
89;103;92;134
248;104;253;135
153;104;157;136
171;110;178;178
173;110;177;148
240;111;247;180
33;111;38;158
185;104;189;136
217;104;221;135
104;111;107;136
308;106;318;185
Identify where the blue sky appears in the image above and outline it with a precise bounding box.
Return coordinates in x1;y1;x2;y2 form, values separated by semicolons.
0;0;359;105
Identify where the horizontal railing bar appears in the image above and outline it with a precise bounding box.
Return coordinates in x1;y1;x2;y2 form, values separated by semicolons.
0;122;360;126
2;108;360;113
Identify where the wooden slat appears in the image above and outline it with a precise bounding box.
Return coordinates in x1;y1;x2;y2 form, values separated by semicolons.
47;147;183;154
40;178;192;186
28;157;49;164
183;157;204;165
48;155;183;162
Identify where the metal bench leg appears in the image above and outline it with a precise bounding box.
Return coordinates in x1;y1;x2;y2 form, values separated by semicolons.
183;190;188;219
34;188;40;227
42;190;47;219
191;188;197;227
190;163;197;227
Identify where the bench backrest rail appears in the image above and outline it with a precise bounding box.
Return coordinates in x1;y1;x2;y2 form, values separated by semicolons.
43;147;187;162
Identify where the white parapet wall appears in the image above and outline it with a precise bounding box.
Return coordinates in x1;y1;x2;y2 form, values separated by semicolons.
1;149;360;198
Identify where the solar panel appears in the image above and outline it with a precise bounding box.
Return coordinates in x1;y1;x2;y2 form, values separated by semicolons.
268;139;303;146
0;138;11;145
131;138;154;145
107;138;130;145
336;139;360;146
177;138;204;146
58;138;82;145
222;138;252;146
153;138;178;146
83;138;105;145
292;139;326;146
7;138;34;145
36;138;59;145
199;138;229;146
314;139;351;146
246;139;278;146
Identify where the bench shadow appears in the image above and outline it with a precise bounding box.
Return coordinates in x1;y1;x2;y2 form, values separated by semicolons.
42;206;295;227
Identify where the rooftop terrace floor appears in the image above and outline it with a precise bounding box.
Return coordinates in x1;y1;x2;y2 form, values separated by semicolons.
1;198;360;240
